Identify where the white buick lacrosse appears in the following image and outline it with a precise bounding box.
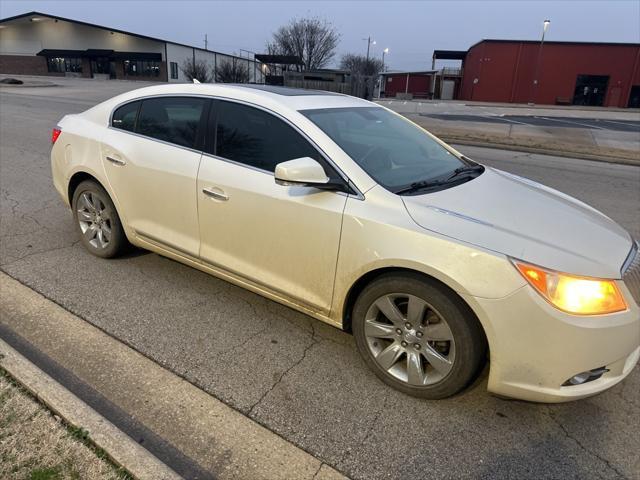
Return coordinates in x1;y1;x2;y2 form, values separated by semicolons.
51;84;640;402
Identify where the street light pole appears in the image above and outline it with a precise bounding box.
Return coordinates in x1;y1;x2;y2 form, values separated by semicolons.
364;36;376;62
382;48;389;71
529;19;550;105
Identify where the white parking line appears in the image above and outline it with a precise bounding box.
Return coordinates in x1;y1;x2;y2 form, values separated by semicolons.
598;118;640;128
538;116;606;130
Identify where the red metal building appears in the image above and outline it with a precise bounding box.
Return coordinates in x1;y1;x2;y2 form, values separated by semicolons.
457;40;640;108
380;71;435;98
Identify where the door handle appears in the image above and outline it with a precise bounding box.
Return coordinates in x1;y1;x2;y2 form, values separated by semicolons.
106;155;126;166
202;187;229;201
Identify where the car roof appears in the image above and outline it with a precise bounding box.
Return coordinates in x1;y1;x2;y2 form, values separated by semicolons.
230;84;344;97
103;83;374;113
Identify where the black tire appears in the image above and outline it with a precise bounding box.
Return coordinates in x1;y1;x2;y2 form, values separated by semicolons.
71;180;129;258
352;272;487;399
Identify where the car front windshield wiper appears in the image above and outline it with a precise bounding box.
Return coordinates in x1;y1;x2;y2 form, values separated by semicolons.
393;178;452;195
394;164;484;196
445;164;484;181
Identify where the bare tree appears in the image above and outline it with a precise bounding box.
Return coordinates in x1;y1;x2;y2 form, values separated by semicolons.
266;17;339;71
180;59;213;83
340;54;384;77
215;58;251;83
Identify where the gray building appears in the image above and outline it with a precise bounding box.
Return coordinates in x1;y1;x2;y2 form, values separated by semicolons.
0;11;265;83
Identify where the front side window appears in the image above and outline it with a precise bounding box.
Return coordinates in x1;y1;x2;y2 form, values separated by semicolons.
111;101;140;132
136;97;207;148
301;107;467;193
215;101;320;172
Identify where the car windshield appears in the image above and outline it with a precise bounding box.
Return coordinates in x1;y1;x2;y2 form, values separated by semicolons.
301;106;469;193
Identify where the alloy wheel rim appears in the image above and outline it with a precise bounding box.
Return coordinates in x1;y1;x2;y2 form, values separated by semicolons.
77;191;112;249
364;293;456;386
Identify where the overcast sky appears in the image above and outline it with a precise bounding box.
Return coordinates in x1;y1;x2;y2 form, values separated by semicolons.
1;0;639;70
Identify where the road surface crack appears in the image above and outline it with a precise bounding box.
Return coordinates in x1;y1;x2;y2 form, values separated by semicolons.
312;462;324;479
247;332;320;416
545;407;629;479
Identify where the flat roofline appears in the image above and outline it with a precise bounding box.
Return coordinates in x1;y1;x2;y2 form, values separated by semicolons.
468;38;640;49
0;11;263;65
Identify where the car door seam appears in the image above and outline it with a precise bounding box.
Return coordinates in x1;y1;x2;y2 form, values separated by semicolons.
328;194;350;322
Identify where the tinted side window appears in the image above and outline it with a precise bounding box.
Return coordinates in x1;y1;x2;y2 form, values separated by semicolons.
137;97;207;149
215;101;320;172
111;101;139;132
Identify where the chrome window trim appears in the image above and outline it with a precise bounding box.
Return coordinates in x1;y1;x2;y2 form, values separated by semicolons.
108;93;365;200
106;126;204;156
201;151;272;176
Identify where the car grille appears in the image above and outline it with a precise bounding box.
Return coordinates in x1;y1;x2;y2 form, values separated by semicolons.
622;242;640;307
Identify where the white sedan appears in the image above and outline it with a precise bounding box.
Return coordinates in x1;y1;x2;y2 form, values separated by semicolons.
51;84;640;402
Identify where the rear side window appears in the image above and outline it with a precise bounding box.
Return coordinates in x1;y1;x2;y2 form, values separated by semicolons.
136;97;207;149
214;101;320;172
111;101;139;132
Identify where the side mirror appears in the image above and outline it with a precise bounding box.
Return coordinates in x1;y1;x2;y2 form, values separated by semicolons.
274;157;330;187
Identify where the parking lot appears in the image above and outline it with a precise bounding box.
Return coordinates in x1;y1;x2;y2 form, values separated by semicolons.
1;79;640;479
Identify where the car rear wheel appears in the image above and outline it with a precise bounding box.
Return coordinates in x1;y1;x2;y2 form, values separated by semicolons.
352;273;486;399
72;180;129;258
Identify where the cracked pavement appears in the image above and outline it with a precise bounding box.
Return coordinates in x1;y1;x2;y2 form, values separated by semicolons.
1;80;640;479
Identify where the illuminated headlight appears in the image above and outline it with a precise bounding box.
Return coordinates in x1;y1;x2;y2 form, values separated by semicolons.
512;260;627;315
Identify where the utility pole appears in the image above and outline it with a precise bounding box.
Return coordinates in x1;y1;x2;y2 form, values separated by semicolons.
364;37;376;62
366;36;371;61
204;34;208;50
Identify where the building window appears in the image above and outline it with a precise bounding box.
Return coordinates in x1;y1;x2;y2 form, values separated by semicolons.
170;62;178;79
47;57;82;73
123;60;161;77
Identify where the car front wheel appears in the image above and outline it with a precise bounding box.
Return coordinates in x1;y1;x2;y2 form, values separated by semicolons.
352;273;487;399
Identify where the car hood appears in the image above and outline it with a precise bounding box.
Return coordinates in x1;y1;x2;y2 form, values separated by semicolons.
402;167;633;279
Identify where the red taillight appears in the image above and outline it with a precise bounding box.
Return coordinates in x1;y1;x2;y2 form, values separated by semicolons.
51;127;61;144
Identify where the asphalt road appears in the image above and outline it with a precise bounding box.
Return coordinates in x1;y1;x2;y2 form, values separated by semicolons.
1;85;639;480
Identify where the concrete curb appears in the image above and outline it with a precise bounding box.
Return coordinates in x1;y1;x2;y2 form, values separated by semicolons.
0;338;181;480
0;272;348;480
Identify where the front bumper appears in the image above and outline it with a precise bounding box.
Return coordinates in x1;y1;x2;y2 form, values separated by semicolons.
463;282;640;403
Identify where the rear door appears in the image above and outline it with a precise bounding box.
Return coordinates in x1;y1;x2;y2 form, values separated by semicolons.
196;100;347;315
101;96;209;257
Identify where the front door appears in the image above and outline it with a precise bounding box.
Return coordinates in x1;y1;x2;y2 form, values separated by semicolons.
90;57;111;78
197;100;347;314
572;74;609;106
101;96;209;256
628;85;640;108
